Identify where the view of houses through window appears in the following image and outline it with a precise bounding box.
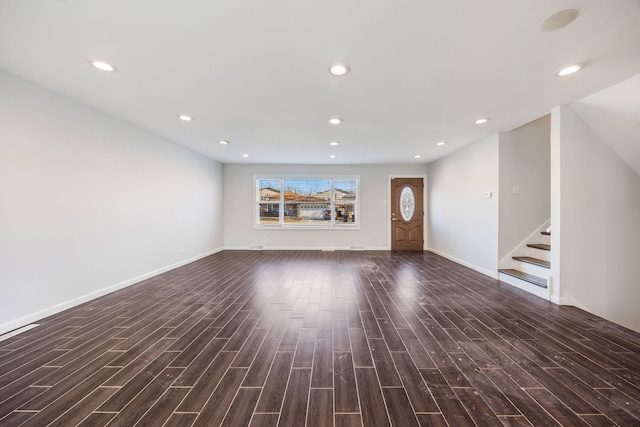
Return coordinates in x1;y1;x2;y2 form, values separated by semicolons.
257;177;358;227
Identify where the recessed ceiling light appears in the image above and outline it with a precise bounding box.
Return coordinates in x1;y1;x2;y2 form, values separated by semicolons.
242;153;250;158
475;118;489;124
329;141;339;146
90;60;116;72
330;155;337;159
329;117;343;125
218;140;229;145
556;64;583;76
178;115;193;121
329;63;350;76
414;155;421;159
436;141;446;146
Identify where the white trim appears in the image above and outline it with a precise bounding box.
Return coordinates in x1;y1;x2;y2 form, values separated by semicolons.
427;247;498;279
224;246;390;251
0;247;224;336
0;324;40;343
551;295;568;305
559;294;584;308
254;225;361;231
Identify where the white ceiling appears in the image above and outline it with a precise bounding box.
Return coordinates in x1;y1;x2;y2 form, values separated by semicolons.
1;0;640;165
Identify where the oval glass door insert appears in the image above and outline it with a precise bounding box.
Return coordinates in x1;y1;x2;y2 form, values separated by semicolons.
400;186;415;221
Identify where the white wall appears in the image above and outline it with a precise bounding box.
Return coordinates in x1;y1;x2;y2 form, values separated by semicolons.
0;70;224;334
223;163;427;250
551;104;640;332
570;73;640;177
427;135;499;277
498;115;551;259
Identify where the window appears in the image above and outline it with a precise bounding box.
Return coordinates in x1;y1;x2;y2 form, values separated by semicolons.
256;177;359;228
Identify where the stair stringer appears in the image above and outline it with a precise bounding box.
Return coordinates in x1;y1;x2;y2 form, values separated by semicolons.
498;219;551;300
499;219;551;266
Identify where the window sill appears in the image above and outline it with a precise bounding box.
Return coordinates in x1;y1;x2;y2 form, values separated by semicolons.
254;224;360;231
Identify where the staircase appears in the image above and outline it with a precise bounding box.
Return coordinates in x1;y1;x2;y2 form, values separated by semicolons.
498;227;551;300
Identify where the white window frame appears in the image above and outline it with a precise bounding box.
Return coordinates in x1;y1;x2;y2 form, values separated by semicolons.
254;175;360;230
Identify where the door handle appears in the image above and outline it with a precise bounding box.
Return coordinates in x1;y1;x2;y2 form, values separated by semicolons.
391;218;398;221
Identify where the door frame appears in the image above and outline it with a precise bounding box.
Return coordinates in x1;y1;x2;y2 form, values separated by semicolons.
387;174;428;250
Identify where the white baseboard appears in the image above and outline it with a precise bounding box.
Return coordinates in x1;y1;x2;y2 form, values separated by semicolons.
224;246;390;251
549;280;568;305
564;296;586;309
0;324;40;343
0;247;224;336
426;248;498;279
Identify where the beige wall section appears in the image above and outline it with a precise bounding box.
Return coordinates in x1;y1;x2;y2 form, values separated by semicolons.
427;135;499;278
551;105;640;332
498;115;551;260
0;70;224;334
223;163;428;250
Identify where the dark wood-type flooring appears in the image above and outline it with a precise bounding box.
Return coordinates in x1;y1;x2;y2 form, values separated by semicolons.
1;250;639;426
